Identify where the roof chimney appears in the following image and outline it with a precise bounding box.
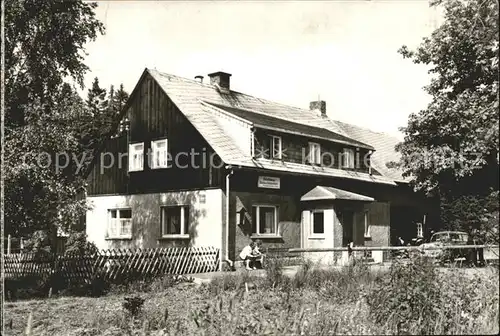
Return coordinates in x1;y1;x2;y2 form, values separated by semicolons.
310;100;326;117
194;75;204;83
208;71;231;91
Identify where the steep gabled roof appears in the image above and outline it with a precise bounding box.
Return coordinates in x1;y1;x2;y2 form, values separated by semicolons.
146;68;404;184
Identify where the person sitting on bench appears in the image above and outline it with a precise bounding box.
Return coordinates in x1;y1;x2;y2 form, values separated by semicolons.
252;239;265;269
239;241;264;270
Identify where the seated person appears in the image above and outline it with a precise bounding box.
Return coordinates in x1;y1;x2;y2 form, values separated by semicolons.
240;242;257;270
251;239;265;269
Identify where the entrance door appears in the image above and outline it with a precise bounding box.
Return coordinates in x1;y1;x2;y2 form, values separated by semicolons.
340;210;354;246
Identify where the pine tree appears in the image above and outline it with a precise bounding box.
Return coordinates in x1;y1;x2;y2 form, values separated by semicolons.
86;77;107;117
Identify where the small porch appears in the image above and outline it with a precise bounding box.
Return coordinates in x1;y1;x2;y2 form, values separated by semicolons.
300;186;385;265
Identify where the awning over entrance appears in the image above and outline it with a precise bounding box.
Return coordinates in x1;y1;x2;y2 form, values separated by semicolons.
300;186;374;202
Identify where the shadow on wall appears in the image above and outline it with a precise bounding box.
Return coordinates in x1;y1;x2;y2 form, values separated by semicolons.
236;197;253;236
105;191;207;250
234;194;300;253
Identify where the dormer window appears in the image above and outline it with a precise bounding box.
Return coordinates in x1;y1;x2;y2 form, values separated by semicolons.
308;142;321;164
342;148;355;169
271;136;282;159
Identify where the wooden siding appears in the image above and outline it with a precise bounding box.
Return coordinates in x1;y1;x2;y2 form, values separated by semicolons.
253;129;371;174
87;73;223;195
230;169;429;208
87;135;128;195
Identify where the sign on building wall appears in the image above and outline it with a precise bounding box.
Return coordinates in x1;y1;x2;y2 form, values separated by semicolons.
258;176;280;189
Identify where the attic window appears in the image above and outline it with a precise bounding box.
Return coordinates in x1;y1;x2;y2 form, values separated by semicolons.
342;148;355;169
308;142;321;164
271;136;282;159
128;143;144;172
151;138;169;169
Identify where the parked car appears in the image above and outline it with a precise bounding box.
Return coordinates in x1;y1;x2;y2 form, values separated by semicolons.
419;231;470;262
409;237;425;246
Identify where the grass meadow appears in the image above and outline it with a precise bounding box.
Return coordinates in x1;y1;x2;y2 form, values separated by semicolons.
3;257;499;336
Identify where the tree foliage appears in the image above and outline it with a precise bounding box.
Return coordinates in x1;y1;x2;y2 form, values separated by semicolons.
440;191;499;244
5;0;105;127
393;0;499;233
4;1;129;249
395;0;499;194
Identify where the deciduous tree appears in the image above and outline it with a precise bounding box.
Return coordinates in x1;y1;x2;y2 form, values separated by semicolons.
4;1;128;249
393;0;499;236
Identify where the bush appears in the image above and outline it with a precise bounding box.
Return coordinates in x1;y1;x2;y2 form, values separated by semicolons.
366;257;444;334
23;230;52;256
123;296;145;317
264;257;285;288
291;259;313;289
438;268;500;333
287;260;374;303
64;232;99;256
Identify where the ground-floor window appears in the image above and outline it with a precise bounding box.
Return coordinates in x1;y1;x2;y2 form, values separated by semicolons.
107;209;132;239
311;210;325;237
161;206;190;237
252;205;278;235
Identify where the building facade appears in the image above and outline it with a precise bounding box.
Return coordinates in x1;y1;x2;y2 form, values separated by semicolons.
85;69;435;265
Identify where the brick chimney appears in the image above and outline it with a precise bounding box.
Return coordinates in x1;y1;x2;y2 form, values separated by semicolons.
310;100;326;116
208;71;232;90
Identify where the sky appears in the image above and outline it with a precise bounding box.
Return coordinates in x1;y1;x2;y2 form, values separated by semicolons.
81;0;443;139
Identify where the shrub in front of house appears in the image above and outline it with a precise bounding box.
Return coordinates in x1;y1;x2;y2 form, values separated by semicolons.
366;257;441;334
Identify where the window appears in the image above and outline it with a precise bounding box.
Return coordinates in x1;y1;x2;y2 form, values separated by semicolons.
450;232;468;243
252;205;278;235
311;211;325;236
430;232;448;242
129;142;144;172
107;209;132;239
161;206;190;237
416;222;423;238
271;136;282;159
342;148;355;168
151;139;169;169
364;211;371;238
308;142;321;164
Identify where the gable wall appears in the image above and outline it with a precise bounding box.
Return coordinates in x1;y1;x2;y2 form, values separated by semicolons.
87;73;224;195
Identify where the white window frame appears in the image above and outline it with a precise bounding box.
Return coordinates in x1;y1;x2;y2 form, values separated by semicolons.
161;205;190;238
151;138;169;169
271;136;282;159
364;210;371;238
416;222;423;238
308;142;321;164
252;205;279;236
128;142;144;172
310;210;325;239
107;208;132;239
342;148;355;169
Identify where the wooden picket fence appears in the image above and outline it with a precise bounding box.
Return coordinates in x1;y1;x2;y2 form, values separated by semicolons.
3;246;220;284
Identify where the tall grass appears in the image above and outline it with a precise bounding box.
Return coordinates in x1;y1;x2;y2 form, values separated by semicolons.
13;257;499;335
